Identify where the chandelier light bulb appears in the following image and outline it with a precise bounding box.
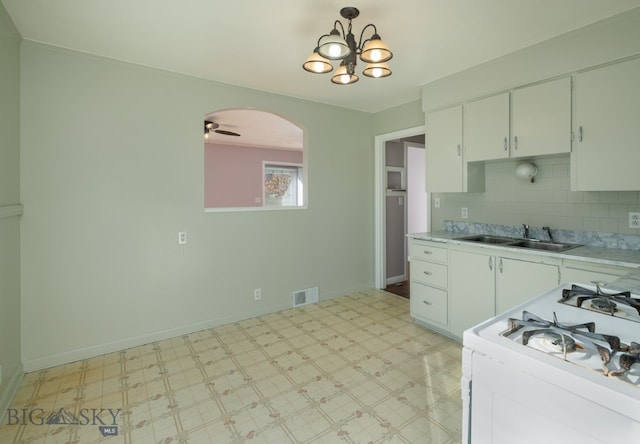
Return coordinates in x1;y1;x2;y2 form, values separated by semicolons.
362;62;391;78
328;44;342;58
369;49;382;62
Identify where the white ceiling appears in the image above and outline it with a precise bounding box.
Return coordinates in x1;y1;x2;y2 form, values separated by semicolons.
204;109;303;150
4;0;640;114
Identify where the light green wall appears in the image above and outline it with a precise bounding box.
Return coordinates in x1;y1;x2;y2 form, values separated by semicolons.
373;99;423;135
0;3;22;413
20;42;376;370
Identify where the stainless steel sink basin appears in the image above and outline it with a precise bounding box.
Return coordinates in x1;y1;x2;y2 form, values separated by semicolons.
506;239;581;252
455;234;581;252
455;235;516;244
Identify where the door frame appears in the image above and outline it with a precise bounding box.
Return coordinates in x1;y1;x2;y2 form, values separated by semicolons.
374;125;426;289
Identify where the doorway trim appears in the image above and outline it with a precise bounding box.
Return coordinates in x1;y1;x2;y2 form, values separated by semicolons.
374;125;426;289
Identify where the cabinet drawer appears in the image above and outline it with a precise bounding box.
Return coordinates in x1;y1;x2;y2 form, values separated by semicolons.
411;240;447;263
410;282;447;326
412;260;447;288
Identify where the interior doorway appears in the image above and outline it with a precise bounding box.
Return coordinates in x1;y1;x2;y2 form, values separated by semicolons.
374;126;428;293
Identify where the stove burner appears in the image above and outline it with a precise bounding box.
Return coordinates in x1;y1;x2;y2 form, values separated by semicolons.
560;284;640;318
609;342;640;377
542;332;576;353
590;297;618;313
503;311;623;368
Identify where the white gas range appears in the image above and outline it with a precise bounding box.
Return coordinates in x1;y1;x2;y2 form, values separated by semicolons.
462;282;640;443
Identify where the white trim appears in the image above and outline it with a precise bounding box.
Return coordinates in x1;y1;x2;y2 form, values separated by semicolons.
21;304;289;372
374;126;426;290
386;275;406;286
21;281;374;372
0;362;24;423
205;205;307;213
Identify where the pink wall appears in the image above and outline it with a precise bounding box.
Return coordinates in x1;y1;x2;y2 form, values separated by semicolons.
204;143;303;208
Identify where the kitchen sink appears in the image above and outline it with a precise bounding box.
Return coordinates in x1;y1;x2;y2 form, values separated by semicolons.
455;235;581;252
455;235;517;244
506;239;581;252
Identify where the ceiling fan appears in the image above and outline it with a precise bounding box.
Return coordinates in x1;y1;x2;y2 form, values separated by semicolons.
204;120;241;137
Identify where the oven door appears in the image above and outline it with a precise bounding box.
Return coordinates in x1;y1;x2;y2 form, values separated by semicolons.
464;349;640;444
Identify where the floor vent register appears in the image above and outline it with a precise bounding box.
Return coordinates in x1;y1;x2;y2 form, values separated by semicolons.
292;287;319;307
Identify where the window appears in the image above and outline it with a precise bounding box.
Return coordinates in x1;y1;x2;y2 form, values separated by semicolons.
263;163;303;207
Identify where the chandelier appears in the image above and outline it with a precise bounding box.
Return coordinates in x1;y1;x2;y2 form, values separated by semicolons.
302;6;393;85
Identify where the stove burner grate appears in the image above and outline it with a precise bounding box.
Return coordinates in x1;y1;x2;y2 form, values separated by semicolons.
561;284;640;317
502;311;633;377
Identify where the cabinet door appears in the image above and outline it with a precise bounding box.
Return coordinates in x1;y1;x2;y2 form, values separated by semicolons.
511;77;571;158
426;105;463;192
449;250;495;338
496;258;558;314
574;58;640;191
464;92;510;162
561;260;633;287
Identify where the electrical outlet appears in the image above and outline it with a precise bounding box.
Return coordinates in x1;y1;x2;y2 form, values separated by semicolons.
254;288;262;301
178;232;187;244
434;197;441;208
461;207;469;219
630;212;640;229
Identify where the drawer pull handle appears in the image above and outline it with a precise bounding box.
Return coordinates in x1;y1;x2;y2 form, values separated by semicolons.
423;271;432;276
423;300;432;306
423;250;433;254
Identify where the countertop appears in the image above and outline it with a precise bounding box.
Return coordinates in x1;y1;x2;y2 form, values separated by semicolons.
409;231;640;293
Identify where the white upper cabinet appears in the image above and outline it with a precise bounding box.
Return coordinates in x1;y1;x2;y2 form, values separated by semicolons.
511;77;572;158
464;92;510;162
427;105;463;192
426;105;484;193
573;57;640;191
464;78;571;163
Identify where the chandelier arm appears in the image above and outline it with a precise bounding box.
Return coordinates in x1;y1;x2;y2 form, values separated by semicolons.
315;34;329;48
333;20;346;38
357;23;378;51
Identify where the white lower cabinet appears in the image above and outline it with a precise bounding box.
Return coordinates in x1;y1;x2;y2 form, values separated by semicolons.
409;239;448;330
496;257;559;314
561;260;635;287
448;247;560;338
449;250;495;338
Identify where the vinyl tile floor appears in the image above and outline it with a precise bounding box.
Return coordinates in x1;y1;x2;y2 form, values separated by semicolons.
0;290;463;443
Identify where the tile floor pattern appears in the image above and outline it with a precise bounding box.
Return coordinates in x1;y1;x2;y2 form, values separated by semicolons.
1;290;463;444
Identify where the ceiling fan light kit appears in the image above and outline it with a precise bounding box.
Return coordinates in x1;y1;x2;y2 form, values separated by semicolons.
302;6;393;85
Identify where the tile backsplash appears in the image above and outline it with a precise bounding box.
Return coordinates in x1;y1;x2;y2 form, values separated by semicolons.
442;220;640;250
431;155;640;236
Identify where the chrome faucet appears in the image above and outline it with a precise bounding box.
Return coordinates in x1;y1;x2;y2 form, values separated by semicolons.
523;224;530;239
543;226;554;242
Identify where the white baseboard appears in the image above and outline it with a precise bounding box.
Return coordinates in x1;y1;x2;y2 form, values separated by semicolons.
22;283;376;372
0;362;25;424
22;304;289;372
386;275;407;286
